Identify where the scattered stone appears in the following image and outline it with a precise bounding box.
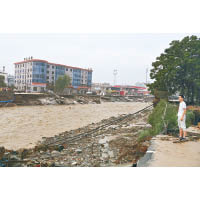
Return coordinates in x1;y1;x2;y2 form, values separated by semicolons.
75;149;82;154
72;162;77;166
51;151;60;156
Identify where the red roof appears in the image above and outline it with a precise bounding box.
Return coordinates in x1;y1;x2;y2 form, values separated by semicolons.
32;82;46;86
14;59;93;72
113;85;146;90
78;86;89;89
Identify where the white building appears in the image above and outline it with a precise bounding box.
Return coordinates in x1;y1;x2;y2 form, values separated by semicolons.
14;57;93;92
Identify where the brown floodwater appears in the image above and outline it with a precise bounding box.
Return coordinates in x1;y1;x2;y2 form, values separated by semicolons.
0;102;150;150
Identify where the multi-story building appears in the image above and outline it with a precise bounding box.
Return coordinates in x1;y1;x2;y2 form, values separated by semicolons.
7;75;15;86
14;57;93;92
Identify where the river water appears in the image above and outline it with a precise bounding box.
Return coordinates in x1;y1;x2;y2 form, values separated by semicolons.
0;102;150;150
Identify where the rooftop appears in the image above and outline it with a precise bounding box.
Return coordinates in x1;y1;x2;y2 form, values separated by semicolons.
113;85;146;90
14;59;93;72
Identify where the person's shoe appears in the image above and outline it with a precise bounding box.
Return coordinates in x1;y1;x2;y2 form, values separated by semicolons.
179;137;183;141
181;137;187;141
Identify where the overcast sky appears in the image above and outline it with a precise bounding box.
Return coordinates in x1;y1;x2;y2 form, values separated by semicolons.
0;33;199;85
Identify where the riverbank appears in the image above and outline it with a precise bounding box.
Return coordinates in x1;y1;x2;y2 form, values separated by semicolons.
0;103;153;167
0;102;151;150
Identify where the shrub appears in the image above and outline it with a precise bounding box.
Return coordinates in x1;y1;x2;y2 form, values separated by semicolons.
186;110;195;127
138;100;195;142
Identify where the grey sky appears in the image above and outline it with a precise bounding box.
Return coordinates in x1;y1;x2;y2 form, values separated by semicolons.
0;33;199;85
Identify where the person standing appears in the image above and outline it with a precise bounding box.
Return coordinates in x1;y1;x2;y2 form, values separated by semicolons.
178;95;187;141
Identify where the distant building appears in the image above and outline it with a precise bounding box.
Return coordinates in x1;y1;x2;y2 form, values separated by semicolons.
106;85;150;96
7;75;15;86
92;82;110;95
135;82;147;88
14;57;93;92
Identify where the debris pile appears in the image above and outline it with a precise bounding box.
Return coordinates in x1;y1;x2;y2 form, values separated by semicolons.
12;93;101;106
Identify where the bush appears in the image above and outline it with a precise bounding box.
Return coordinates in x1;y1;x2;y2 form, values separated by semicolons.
165;103;178;130
138;129;156;142
186;110;195;127
138;100;195;142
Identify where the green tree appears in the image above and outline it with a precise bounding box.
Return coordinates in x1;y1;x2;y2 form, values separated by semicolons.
46;82;55;91
0;75;6;87
55;75;71;93
148;35;200;104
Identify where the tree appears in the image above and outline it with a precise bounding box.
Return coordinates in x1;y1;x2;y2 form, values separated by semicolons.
46;82;55;91
148;35;200;104
55;75;71;93
0;75;7;87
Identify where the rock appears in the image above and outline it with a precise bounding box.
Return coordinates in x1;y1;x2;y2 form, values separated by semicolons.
54;161;60;166
40;154;51;159
10;154;20;161
75;149;82;154
51;150;60;156
108;151;114;158
102;153;108;159
72;161;77;166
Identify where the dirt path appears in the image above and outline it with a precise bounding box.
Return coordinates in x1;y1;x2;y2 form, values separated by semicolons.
145;135;200;167
0;102;150;150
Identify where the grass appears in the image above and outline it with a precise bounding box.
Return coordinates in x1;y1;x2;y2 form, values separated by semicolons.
138;100;195;142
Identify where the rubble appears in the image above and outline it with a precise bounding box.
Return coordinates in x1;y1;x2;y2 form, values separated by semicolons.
1;92;153;107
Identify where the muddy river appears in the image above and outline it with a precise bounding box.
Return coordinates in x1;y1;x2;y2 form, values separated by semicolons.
0;102;150;150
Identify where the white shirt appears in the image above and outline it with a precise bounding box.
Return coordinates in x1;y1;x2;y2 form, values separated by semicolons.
178;101;186;118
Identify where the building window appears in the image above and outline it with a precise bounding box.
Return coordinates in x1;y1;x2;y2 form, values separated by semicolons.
66;68;68;71
33;87;37;91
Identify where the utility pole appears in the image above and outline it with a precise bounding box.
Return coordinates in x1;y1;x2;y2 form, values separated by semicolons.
113;69;118;86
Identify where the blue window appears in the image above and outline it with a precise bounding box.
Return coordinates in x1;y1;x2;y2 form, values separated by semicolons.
32;62;47;83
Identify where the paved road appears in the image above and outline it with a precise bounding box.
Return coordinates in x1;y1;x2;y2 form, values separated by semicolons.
139;135;200;167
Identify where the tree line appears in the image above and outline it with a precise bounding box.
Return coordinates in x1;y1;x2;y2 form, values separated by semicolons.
148;35;200;105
